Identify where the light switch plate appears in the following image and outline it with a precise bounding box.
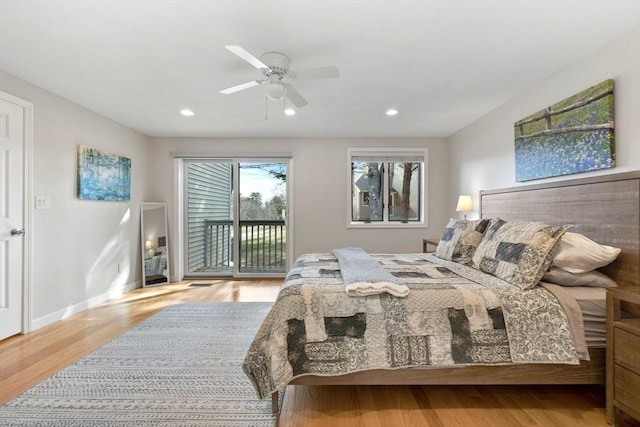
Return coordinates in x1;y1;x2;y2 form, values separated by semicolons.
35;196;51;209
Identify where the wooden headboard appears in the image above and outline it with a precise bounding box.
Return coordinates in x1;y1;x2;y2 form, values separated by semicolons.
480;171;640;287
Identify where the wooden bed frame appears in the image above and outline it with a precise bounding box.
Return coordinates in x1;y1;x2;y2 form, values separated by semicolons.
275;171;640;410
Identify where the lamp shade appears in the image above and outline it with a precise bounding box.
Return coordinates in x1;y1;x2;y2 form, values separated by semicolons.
456;195;473;212
145;240;153;250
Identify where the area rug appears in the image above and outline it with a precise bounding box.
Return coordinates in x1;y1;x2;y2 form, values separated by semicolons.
0;302;280;426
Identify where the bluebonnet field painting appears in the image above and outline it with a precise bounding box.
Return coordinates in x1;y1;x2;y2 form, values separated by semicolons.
77;145;131;201
514;79;615;182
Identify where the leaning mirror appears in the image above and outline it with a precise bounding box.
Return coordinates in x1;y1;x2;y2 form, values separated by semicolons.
141;202;170;287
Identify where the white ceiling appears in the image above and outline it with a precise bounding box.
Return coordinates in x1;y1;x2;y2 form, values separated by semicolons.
1;0;638;138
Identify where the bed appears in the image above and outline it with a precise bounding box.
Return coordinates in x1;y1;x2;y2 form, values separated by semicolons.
243;171;640;410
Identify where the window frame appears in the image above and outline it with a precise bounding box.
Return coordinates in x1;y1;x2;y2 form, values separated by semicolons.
347;147;428;229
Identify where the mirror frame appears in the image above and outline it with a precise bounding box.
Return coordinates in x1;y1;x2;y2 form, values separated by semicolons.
141;202;170;287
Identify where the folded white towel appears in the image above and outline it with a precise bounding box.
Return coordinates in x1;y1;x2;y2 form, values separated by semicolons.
344;280;410;297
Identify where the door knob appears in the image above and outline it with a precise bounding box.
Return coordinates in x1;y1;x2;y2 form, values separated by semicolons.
11;228;25;236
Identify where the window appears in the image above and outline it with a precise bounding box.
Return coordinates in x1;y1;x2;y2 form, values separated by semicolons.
348;148;427;228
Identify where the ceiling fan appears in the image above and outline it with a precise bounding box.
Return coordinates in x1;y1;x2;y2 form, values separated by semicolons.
219;45;339;108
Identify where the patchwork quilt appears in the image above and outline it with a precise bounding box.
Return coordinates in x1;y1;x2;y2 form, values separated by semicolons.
243;252;581;399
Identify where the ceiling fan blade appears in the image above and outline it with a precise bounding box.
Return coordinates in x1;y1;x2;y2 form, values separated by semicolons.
295;66;340;79
219;80;263;95
285;84;308;108
225;45;270;71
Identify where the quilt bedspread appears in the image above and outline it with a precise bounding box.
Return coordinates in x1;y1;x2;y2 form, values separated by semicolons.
243;252;581;399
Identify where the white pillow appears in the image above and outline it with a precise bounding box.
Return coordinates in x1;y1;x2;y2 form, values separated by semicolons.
552;232;621;273
542;266;617;288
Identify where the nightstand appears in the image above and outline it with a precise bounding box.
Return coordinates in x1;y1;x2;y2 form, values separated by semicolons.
422;238;440;253
606;286;640;426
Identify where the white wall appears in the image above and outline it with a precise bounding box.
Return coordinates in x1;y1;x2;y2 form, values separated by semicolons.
148;137;449;278
448;27;640;213
0;71;151;327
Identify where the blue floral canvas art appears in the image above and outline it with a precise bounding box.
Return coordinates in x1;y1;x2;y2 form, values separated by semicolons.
514;79;615;182
77;145;131;201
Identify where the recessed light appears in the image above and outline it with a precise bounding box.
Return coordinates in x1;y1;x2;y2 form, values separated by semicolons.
386;108;398;116
180;109;195;117
284;108;296;116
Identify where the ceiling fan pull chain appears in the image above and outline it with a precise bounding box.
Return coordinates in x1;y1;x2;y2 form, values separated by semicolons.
265;95;268;120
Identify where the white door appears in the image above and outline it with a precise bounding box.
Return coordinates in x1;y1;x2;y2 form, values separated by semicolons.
0;94;27;340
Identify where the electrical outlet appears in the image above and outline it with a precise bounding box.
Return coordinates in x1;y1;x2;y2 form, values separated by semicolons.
118;263;124;273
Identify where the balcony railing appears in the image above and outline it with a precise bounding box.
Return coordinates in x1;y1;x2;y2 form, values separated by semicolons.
204;220;233;268
204;219;286;273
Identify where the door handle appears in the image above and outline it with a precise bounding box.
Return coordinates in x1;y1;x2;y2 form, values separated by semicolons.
11;228;25;236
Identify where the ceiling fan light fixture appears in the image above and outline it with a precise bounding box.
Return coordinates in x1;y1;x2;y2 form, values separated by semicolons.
284;108;296;116
265;81;285;100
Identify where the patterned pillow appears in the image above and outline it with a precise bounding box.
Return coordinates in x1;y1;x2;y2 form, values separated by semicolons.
435;218;490;265
471;218;570;290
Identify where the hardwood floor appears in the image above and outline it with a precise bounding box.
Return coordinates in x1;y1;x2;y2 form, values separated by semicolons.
1;280;638;426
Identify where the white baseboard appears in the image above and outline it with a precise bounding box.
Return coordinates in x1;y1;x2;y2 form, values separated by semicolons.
31;280;141;331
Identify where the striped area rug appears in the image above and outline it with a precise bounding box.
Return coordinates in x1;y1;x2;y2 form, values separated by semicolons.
0;302;280;426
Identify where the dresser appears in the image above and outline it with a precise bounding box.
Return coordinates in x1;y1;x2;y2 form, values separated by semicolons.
606;286;640;426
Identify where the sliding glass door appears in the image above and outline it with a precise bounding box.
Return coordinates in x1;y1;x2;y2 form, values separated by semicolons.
183;158;289;277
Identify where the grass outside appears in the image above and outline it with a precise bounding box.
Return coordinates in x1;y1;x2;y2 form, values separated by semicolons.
239;225;287;268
